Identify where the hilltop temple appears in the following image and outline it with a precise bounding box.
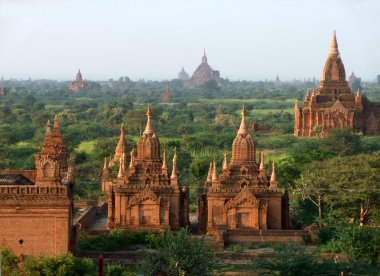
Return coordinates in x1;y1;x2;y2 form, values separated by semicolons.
198;105;289;235
189;50;222;86
294;31;380;137
0;116;76;257
68;69;87;93
162;85;172;102
103;106;189;231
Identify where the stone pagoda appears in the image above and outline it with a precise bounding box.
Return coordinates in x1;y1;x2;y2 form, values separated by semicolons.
177;67;189;81
104;106;189;231
294;31;380;137
198;105;289;235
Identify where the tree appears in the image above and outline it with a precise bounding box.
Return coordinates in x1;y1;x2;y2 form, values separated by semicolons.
141;228;216;275
0;247;19;276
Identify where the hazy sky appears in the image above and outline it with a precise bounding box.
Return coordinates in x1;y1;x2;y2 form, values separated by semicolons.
0;0;379;81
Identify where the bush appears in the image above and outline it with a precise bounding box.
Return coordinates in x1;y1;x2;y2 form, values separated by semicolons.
24;253;96;276
105;263;135;276
140;228;216;276
319;224;380;265
0;247;19;276
76;230;160;252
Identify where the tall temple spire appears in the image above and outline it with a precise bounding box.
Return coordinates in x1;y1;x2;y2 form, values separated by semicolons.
329;30;339;55
115;123;126;153
202;48;207;64
238;104;248;135
171;148;178;179
144;105;153;134
222;150;228;170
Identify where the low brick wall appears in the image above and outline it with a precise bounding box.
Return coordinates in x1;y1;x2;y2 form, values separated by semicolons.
76;206;97;230
226;229;309;244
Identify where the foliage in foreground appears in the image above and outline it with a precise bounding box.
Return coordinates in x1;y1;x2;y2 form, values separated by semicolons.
251;244;378;276
0;247;19;276
24;253;96;276
140;228;216;276
76;229;159;252
319;224;380;265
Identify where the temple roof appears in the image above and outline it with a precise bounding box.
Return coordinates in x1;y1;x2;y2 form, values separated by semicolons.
0;174;35;186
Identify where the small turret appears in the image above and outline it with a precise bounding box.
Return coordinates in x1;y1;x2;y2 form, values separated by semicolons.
259;151;266;177
206;162;213;182
305;90;310;101
129;149;135;168
212;161;218;182
222;150;228;170
118;151;126;179
162;148;168;174
171;148;178;180
270;161;278;189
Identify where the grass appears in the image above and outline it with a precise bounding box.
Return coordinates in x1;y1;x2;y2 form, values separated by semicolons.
75;140;96;154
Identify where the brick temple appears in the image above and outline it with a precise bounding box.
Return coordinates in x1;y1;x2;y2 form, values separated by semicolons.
104;105;189;231
198;105;290;235
0;116;76;257
294;31;380;137
68;69;87;93
189;49;222;86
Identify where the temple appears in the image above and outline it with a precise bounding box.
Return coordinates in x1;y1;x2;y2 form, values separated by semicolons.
294;31;380;137
0;116;76;257
104;105;189;231
177;67;189;81
189;49;222;86
198;105;289;235
68;69;87;93
162;85;172;102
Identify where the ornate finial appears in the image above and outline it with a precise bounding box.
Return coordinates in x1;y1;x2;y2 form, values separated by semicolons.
171;148;178;179
207;162;213;182
129;148;135;168
238;104;249;135
162;148;167;170
356;89;360;97
45;120;52;134
330;30;339;55
222;150;228;170
270;161;278;188
260;152;264;169
212;160;218;181
118;152;125;178
144;105;153;134
311;89;315;96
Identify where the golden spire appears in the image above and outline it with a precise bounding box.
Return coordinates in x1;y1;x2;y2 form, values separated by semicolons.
171;148;178;179
222;150;228;170
212;160;218;181
238;104;248;135
103;157;108;170
53;115;59;129
329;30;339;55
270;161;278;188
144;105;153;134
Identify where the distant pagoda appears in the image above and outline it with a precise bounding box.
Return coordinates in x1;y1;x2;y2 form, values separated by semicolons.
189;49;221;86
68;69;87;93
177;68;189;81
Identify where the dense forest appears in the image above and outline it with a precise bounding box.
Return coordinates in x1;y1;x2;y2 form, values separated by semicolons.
1;78;380;273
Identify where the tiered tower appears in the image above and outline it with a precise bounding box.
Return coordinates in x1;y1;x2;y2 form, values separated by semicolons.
294;31;380;136
105;106;189;230
198;105;289;234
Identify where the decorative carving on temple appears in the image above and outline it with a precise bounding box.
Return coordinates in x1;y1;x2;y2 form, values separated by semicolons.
104;105;189;231
68;69;87;93
198;105;289;235
294;31;380;137
189;49;222;86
